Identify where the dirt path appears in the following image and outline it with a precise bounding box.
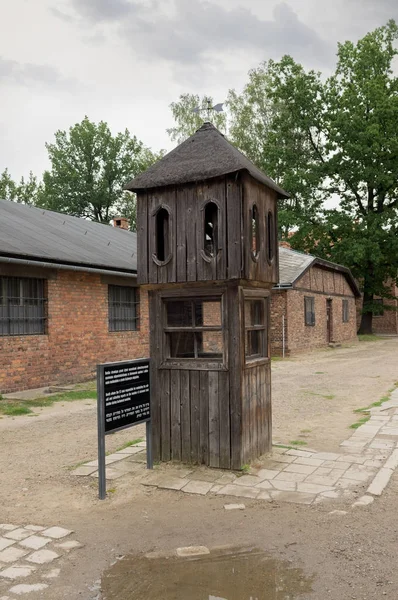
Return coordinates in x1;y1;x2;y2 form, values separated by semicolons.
1;339;398;599
272;337;398;452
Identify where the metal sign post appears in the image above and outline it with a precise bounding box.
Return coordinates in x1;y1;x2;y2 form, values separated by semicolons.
97;358;152;500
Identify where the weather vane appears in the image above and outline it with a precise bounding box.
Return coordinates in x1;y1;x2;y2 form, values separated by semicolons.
193;99;224;121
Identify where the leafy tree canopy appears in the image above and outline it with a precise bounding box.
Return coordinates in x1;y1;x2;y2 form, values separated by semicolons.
0;168;41;204
167;94;227;144
38;116;161;229
168;20;398;333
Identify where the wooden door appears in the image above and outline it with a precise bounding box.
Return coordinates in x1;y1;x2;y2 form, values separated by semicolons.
326;299;332;343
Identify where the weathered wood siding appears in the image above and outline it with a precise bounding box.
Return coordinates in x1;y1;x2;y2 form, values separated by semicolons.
241;361;271;464
242;174;279;285
150;368;231;469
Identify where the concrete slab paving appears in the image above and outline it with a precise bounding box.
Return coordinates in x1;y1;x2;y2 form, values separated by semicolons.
0;566;36;580
71;385;398;507
26;550;59;565
19;537;50;551
9;583;48;595
181;480;213;495
0;541;14;553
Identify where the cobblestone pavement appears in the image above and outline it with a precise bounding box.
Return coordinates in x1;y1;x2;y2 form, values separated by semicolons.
75;390;398;508
0;525;81;598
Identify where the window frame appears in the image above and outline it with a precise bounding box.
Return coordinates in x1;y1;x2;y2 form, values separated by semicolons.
0;276;47;337
304;296;315;327
108;285;140;332
342;299;349;323
152;204;172;266
267;210;275;264
243;288;269;365
250;203;260;262
159;288;227;370
374;298;384;317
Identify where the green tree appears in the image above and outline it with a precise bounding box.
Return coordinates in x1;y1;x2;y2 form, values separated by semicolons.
167;94;227;143
267;21;398;333
0;168;41;204
39;117;161;228
227;63;325;236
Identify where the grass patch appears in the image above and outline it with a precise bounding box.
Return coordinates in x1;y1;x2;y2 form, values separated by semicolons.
240;464;251;474
271;356;284;362
300;429;312;434
349;416;370;429
289;440;307;446
304;391;336;400
358;334;383;342
0;389;97;416
314;371;325;375
114;438;144;453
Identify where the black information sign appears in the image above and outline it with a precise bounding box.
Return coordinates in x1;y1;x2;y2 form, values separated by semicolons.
102;359;150;433
97;358;152;500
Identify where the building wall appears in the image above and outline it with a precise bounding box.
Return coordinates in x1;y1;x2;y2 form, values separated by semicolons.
270;290;288;356
0;268;149;393
270;265;357;355
372;283;398;335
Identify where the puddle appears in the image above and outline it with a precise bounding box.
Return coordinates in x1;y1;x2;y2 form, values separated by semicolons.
101;546;313;599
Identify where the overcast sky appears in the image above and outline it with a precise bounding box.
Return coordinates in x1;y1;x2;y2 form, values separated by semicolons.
1;0;397;180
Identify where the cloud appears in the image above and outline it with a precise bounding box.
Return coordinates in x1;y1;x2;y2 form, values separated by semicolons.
63;0;333;68
0;56;73;87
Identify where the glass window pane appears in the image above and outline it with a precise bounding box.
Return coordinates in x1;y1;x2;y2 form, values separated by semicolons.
168;332;195;358
199;300;221;327
198;331;223;358
166;300;193;326
246;330;263;358
245;299;264;327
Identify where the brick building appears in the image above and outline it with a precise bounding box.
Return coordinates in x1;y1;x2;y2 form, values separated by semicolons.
271;247;360;356
0;200;148;393
367;281;398;335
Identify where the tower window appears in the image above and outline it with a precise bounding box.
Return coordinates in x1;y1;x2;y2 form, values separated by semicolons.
204;202;218;258
251;204;260;259
267;211;274;263
155;207;170;262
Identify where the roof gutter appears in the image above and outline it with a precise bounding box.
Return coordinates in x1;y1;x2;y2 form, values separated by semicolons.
0;256;137;279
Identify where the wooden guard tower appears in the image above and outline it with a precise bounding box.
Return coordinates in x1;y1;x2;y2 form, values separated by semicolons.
125;123;288;470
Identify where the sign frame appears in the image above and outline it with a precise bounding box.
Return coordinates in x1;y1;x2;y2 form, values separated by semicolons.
97;358;152;500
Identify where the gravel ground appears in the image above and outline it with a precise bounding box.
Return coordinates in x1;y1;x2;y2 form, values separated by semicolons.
0;337;397;599
272;337;398;452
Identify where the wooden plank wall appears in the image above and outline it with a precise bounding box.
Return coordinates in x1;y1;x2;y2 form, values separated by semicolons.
242;175;279;285
153;369;231;469
241;362;271;464
137;176;243;285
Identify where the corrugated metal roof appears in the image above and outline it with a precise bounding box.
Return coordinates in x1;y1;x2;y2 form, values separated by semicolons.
278;246;314;286
0;200;137;273
125;122;289;198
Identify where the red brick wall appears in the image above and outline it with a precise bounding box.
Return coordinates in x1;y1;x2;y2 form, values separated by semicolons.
270;265;358;355
372;283;398;334
0;269;149;393
270;290;288;356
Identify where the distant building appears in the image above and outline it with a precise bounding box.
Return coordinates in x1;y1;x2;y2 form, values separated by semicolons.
0;200;147;393
271;246;360;356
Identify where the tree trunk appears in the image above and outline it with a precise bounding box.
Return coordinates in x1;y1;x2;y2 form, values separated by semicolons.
358;287;373;335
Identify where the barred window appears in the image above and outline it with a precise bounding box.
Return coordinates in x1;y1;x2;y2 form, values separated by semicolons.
108;286;139;332
0;277;46;336
304;296;315;326
342;299;349;323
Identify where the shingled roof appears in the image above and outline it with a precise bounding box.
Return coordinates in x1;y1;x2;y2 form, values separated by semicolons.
125;122;289;198
0;200;137;274
276;246;360;297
